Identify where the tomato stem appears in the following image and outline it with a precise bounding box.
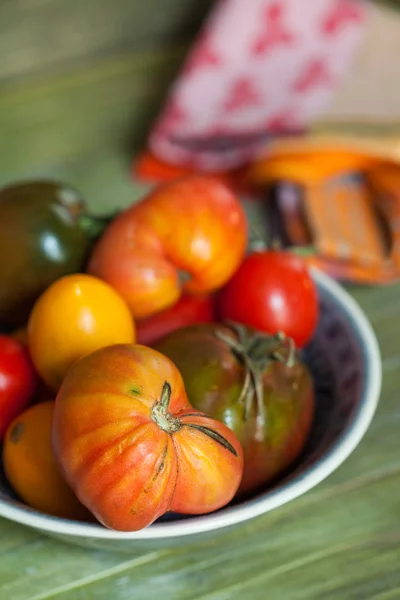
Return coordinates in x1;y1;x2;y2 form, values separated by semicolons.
151;381;182;434
178;270;192;285
216;324;296;420
160;381;172;411
78;212;119;241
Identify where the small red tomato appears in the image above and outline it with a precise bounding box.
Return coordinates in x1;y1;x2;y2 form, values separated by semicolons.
52;344;243;531
0;335;38;440
136;294;216;346
218;251;319;348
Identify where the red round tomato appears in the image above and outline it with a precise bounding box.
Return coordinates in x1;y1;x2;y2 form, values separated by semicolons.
0;335;38;440
136;294;216;346
218;251;319;348
52;344;243;531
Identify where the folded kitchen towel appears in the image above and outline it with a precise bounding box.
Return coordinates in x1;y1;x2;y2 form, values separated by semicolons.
142;0;368;174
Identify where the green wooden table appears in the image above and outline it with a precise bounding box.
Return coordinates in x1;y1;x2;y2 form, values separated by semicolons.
0;2;399;598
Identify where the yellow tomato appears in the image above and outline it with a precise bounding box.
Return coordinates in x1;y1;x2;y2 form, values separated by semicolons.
27;274;135;390
3;401;92;520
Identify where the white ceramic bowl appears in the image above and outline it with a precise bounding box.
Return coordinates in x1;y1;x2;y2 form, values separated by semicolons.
0;269;382;552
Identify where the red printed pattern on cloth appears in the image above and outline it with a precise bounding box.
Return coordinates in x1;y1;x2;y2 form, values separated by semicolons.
184;31;223;74
292;59;334;94
148;0;367;171
224;77;263;112
251;2;297;56
322;0;365;35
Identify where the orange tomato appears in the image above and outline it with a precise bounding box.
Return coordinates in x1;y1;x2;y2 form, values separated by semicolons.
27;274;136;390
52;344;244;531
87;176;247;318
3;401;92;520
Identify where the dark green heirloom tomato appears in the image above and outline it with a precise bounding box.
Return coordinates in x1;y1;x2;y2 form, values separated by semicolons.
0;180;113;325
156;322;314;497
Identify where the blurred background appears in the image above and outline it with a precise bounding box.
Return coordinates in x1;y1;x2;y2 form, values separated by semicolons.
0;0;399;212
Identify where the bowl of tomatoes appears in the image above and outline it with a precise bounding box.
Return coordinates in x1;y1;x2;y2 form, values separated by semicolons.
0;177;381;552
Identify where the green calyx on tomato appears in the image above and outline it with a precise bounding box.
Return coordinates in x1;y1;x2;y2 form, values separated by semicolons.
151;381;238;456
215;323;295;420
155;322;315;497
150;381;182;434
0;180;116;325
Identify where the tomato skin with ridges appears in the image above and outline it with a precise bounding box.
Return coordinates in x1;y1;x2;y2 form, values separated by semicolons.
87;176;247;318
52;344;243;531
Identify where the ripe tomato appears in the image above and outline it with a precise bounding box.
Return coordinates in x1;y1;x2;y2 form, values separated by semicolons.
218;251;319;348
0;335;38;440
52;344;243;531
87;176;247;318
136;294;216;346
3;401;93;520
156;323;314;496
10;329;58;404
27;274;136;391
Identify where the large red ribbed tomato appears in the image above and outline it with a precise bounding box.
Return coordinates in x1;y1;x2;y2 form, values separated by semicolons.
87;176;247;318
52;344;243;531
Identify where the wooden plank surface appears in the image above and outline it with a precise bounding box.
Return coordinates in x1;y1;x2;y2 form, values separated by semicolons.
0;4;400;599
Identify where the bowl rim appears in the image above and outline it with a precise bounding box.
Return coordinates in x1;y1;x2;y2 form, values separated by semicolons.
0;269;382;540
